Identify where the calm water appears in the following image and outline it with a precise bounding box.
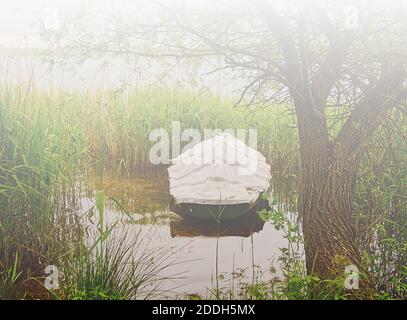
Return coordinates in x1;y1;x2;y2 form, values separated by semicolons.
78;172;297;299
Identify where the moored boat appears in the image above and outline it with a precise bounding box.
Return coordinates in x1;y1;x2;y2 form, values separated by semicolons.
168;133;271;219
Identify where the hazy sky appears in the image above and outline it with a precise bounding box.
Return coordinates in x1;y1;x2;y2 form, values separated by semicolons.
0;0;64;47
0;0;247;47
1;0;404;91
1;0;406;49
0;0;142;47
0;0;241;91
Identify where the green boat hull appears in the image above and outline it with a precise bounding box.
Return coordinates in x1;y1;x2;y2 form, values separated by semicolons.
170;196;269;220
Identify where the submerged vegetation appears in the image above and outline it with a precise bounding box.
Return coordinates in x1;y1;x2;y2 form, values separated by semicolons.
0;85;405;299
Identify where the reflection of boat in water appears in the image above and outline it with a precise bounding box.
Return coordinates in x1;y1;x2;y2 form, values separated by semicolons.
168;133;271;219
170;211;266;238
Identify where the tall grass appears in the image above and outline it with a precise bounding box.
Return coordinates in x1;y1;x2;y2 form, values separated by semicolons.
60;227;180;300
0;86;84;298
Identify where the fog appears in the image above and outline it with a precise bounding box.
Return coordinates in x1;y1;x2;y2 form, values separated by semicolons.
0;0;247;48
0;0;406;92
0;0;247;92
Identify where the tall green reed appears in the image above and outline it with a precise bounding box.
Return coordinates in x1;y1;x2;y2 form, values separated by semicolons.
0;86;85;298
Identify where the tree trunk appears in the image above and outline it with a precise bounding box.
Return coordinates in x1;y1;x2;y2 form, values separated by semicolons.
296;106;375;298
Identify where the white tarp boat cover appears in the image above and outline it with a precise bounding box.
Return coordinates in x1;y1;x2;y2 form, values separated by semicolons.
168;133;271;205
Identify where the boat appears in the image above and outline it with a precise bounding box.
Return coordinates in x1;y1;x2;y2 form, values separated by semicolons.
168;133;271;220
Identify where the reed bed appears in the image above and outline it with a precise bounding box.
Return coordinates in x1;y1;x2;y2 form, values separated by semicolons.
0;85;405;299
0;85;297;298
